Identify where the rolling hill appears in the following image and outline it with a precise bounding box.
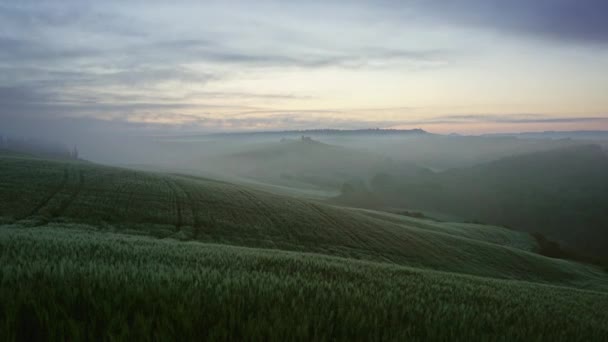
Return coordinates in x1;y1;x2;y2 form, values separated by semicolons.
338;144;608;259
1;151;606;286
3;226;608;340
203;136;428;191
1;151;608;339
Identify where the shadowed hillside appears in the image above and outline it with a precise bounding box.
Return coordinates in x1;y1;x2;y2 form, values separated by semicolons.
3;227;608;340
336;145;608;259
206;137;393;189
1;152;606;289
2;151;608;340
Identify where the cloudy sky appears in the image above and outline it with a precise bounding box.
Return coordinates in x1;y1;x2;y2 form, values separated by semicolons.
1;0;608;135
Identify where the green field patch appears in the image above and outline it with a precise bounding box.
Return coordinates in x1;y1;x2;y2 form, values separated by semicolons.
1;226;607;341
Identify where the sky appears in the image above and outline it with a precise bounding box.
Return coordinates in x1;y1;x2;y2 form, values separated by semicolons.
1;0;608;136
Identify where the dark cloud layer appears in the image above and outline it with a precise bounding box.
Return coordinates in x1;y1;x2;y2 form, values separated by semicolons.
405;0;608;45
404;114;608;126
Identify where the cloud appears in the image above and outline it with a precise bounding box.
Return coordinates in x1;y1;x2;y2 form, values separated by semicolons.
0;2;448;70
3;104;608;150
0;35;443;70
391;0;608;46
1;1;606;138
394;114;608;126
0;37;98;63
0;2;145;38
0;1;448;127
3;82;605;132
0;82;304;122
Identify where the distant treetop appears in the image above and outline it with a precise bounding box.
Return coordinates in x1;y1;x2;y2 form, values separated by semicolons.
210;128;430;137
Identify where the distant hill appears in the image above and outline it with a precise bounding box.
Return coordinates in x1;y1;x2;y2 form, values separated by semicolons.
156;129;589;173
206;128;430;138
0;135;77;160
486;130;608;141
337;144;608;259
205;136;428;190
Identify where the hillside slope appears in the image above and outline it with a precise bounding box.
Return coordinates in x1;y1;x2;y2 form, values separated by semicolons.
1;152;607;290
2;226;607;341
339;144;608;259
203;137;427;190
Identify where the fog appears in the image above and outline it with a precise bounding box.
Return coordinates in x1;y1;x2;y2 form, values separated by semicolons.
3;115;606;178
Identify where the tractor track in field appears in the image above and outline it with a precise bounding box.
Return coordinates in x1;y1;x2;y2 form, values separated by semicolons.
309;203;374;250
123;189;136;218
164;178;183;232
50;169;85;218
19;168;69;220
113;182;134;217
311;203;398;264
236;189;286;230
118;178;139;219
174;180;202;238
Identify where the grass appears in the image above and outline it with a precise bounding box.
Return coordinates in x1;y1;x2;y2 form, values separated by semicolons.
1;153;607;288
352;208;538;251
1;152;608;340
1;226;608;341
342;144;608;259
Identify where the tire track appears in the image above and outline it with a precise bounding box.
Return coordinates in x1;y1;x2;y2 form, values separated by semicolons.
174;180;201;238
18;168;69;220
119;174;140;219
51;169;85;218
236;189;276;224
309;203;373;250
112;178;134;218
317;210;388;261
236;189;291;240
164;178;183;232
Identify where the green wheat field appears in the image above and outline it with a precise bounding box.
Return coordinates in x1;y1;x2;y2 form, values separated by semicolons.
1;152;608;340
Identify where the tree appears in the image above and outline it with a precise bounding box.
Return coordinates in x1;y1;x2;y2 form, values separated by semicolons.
72;145;79;160
340;182;355;195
